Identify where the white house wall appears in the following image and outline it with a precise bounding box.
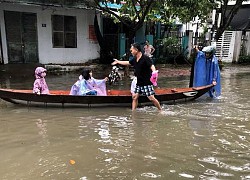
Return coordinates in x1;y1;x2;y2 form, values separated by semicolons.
246;32;250;56
0;9;8;64
0;3;100;64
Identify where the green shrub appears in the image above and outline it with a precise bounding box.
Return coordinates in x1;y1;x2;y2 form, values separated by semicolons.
238;56;250;64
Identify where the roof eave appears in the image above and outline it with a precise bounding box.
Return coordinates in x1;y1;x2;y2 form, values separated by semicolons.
0;0;96;10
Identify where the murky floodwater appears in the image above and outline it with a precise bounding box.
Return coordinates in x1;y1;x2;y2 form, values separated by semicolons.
0;65;250;179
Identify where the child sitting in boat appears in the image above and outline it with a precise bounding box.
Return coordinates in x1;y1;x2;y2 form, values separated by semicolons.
33;67;50;95
70;69;108;96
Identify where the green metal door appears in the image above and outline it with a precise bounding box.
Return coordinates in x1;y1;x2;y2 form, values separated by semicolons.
4;11;38;63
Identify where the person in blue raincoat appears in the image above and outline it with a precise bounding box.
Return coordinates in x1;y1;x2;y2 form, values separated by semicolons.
193;45;221;98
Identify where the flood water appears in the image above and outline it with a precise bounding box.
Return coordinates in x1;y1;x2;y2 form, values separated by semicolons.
0;65;250;179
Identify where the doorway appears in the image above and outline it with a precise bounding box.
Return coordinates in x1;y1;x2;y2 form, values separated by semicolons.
4;11;38;63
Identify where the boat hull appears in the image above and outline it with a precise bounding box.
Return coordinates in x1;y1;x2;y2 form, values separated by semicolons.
0;84;213;107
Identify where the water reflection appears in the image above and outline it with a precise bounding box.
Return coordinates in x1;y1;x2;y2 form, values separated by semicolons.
0;65;250;179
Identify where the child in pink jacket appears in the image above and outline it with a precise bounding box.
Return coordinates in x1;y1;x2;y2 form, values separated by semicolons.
33;67;50;95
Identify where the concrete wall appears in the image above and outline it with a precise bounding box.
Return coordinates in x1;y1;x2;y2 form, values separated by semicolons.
0;3;100;64
246;31;250;56
233;31;242;63
0;9;8;64
0;27;3;64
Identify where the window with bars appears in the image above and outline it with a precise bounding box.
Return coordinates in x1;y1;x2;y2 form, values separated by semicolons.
52;15;77;48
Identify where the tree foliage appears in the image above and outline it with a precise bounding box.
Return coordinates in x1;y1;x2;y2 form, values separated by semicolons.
37;0;244;44
16;0;246;43
214;0;246;41
156;0;216;24
93;0;155;44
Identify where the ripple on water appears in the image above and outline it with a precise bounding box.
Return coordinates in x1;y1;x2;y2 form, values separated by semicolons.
144;155;157;160
199;157;250;173
141;172;161;178
241;175;250;180
79;177;88;180
179;173;195;178
202;169;234;178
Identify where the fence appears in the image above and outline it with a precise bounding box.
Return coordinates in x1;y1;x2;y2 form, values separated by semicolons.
154;31;205;64
154;30;243;63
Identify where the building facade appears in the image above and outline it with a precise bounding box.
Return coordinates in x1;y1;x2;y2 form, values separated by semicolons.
0;1;100;64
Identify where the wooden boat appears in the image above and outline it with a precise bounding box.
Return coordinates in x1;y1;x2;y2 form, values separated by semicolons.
0;84;214;108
